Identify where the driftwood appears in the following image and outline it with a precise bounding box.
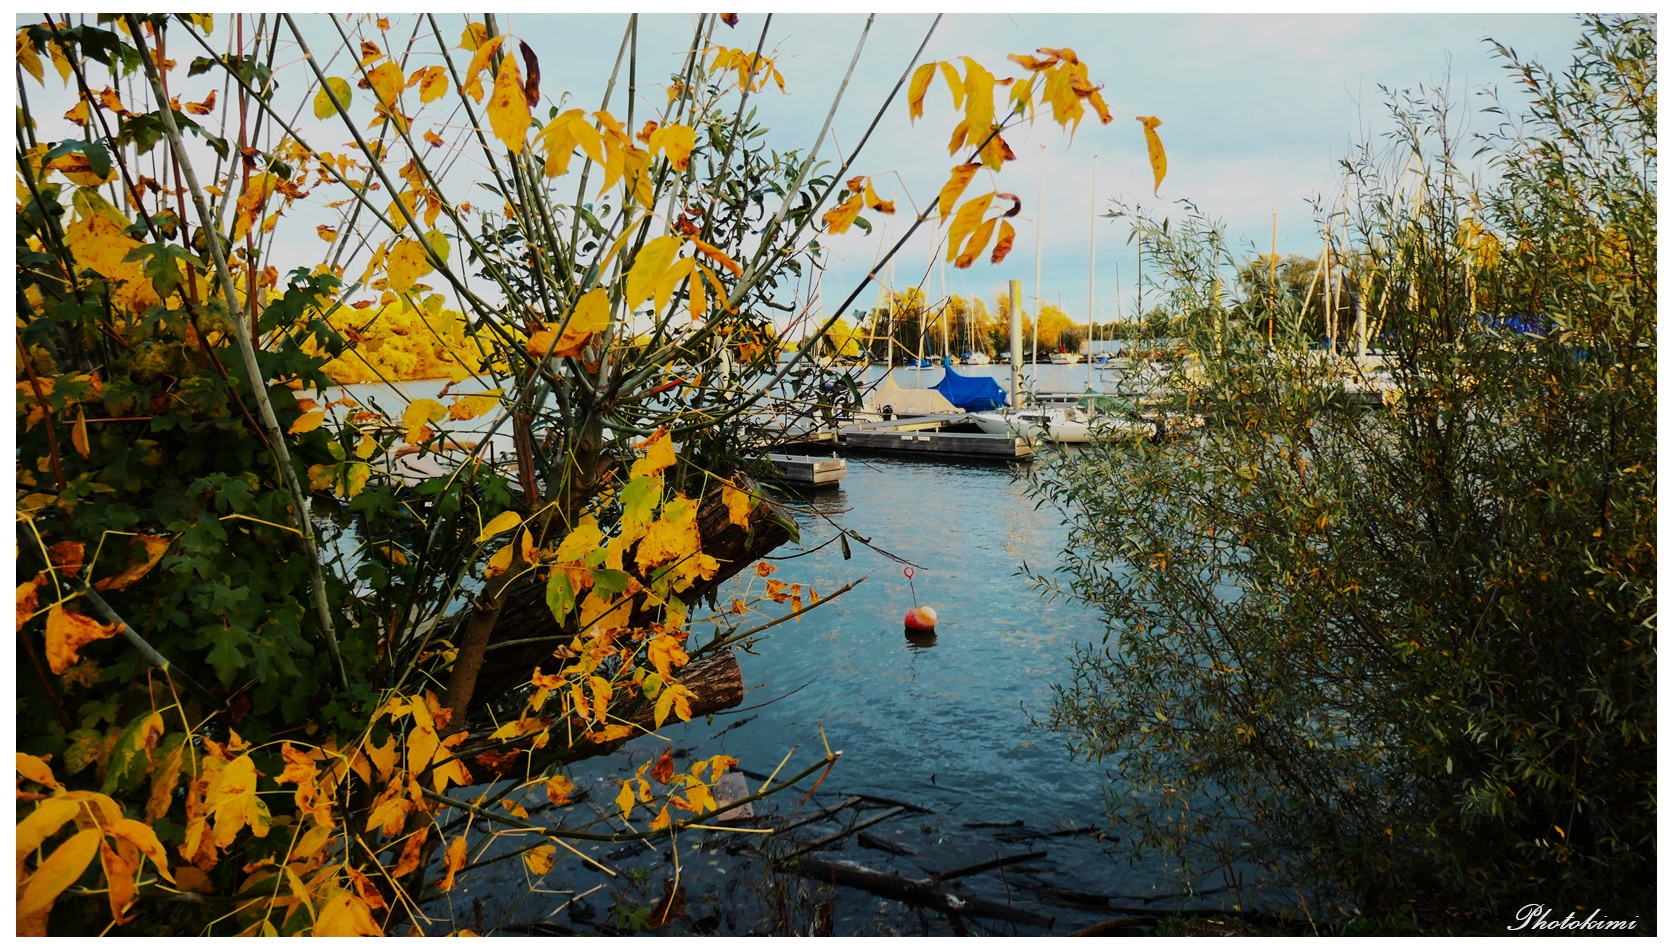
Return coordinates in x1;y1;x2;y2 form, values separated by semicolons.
787;856;1055;929
469;479;791;706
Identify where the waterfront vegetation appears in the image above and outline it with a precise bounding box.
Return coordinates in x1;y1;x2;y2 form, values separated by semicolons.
14;12;1652;938
13;13;1161;936
1033;14;1655;932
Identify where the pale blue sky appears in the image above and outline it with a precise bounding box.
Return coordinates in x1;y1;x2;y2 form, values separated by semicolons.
18;9;1590;329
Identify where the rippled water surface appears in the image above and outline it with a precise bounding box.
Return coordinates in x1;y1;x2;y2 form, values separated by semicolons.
695;454;1112;821
344;372;1208;933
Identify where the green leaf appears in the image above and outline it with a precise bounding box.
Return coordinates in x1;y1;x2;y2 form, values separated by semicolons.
204;629;250;687
313;77;352;119
545;570;576;622
620;474;661;538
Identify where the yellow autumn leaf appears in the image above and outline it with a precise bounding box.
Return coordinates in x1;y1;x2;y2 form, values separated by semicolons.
485;544;514;580
654;682;694;728
231;173;276;244
946;191;996;263
367;59;404;109
956;217;990;269
527;288;612;360
18;827;102;935
16;798;81;865
647;633;690;679
991;220;1017;265
615;782;635;820
210;753;270;849
625;235;683;311
386;237;433;294
71;410;89;457
462;34;507;101
315;892;383;936
476;510;522;544
636;494;700;573
108;818;175;883
313;77;351;118
44;604;117;675
1138;115;1167;196
907;61;935;122
651;805;673;831
939;61;965;109
588;675;612;727
448;391;501;421
459;22;489;51
401;398;445;445
721;482;753;527
960;56;995;132
440;835;467;891
630;429;677;481
545;775;576;805
822;193;863;235
415;65;449;104
17;576;41;634
17;752;62;791
487;56;530;153
287;410;326;434
587;723;635;744
17;29;44;84
524;843;557;876
647;123;695;170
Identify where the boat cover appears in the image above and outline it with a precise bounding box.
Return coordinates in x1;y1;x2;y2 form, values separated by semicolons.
931;359;1009;411
870;371;959;415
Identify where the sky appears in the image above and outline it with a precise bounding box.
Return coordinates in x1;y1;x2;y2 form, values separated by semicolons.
15;8;1592;333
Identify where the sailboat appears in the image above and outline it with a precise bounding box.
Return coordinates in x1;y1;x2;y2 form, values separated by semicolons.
968;154;1152;444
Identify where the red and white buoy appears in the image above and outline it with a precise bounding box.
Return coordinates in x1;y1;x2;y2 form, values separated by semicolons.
903;605;938;631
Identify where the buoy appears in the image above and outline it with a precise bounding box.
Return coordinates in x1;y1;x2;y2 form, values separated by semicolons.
903;605;938;631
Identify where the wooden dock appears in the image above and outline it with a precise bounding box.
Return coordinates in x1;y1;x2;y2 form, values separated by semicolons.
766;453;846;489
837;414;1035;461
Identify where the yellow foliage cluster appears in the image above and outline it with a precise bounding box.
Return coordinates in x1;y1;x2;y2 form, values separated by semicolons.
314;299;499;384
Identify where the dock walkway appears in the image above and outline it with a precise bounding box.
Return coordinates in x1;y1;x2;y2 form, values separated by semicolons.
836;414;1034;461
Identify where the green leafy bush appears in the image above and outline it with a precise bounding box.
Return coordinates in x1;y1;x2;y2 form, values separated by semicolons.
1033;15;1654;929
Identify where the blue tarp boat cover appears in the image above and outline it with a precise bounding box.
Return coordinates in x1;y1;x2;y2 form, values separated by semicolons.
931;357;1008;411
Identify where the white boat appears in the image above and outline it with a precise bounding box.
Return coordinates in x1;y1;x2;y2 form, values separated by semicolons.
968;399;1154;444
962;351;992;366
1048;351;1082;365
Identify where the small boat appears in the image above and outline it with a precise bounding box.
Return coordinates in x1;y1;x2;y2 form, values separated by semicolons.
961;350;992;366
1048;350;1083;365
968;398;1153;444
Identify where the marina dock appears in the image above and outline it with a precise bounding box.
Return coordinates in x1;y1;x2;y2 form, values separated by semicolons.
765;453;847;489
836;414;1035;461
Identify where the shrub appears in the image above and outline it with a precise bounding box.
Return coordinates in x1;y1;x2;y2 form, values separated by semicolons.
1032;14;1654;928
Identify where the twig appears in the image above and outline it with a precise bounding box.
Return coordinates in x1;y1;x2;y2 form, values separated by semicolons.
72;580;213;700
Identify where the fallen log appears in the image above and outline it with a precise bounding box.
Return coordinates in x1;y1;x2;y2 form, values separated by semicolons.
468;479;792;709
787;856;1055;929
935;850;1048;882
1071;917;1153;937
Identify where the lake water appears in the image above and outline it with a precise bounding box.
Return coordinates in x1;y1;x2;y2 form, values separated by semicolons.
337;368;1216;934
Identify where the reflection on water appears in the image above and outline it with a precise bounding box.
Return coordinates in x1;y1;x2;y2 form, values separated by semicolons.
903;629;939;651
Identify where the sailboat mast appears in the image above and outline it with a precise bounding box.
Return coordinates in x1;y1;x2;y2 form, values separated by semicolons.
1032;146;1045;387
1088;155;1096;391
939;254;949;363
